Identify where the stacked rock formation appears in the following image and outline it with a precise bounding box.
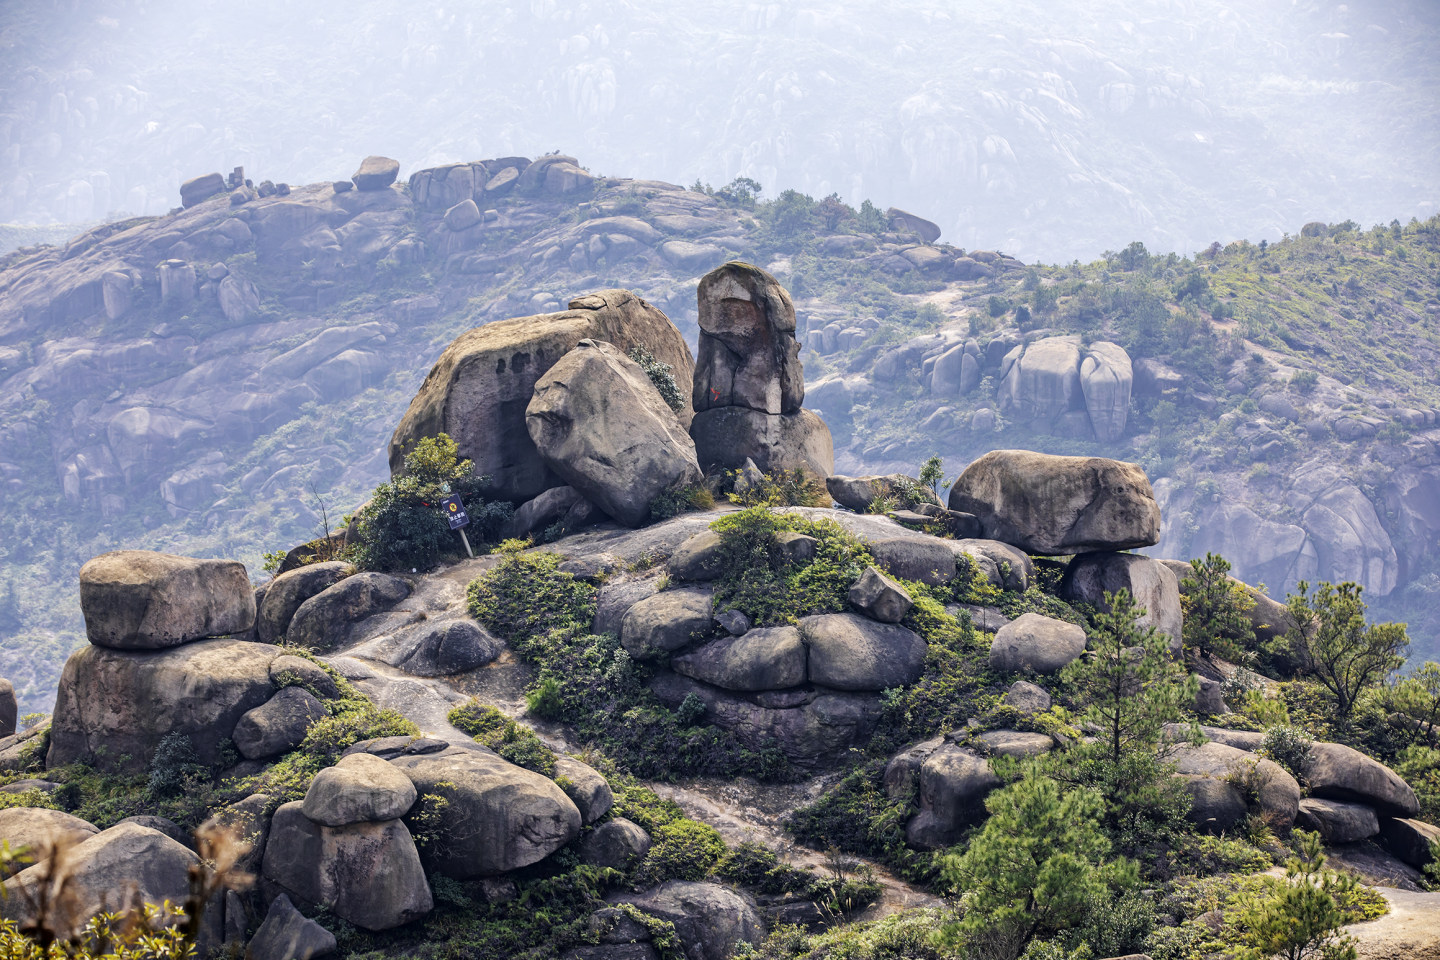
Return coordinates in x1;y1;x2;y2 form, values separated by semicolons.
689;262;834;478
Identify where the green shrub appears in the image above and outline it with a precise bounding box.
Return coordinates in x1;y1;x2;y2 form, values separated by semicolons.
1260;724;1317;782
467;543;597;649
787;760;935;883
738;909;959;959
710;507;873;626
634;819;727;885
351;434;512;573
648;484;715;522
145;732;207;800
447;700;557;777
727;468;830;508
628;343;687;413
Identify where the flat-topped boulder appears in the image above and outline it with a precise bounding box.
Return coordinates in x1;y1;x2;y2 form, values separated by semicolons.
389;289;693;504
947;450;1161;554
351;156;400;191
527;339;702;526
79;550;255;650
1296;798;1379;843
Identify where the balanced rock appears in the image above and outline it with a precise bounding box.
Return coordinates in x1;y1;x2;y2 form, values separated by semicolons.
351;156;400;191
671;626;806;692
390;289;694;503
988;613;1087;675
79;551;255;650
1060;553;1182;650
527;339;703;526
620;588;714;660
233;686;329;760
303;753;418;826
261;801;431;931
388;745;581;877
798;613;925;691
246;894;337;960
180;172;226;207
48;639;279;773
258;562;355;644
1296;798;1379;843
948;450;1161;554
693;261;803;416
848;566;912;623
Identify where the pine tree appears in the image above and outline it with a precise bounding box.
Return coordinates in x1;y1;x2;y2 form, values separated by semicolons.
1236;831;1358;960
1283;581;1408;717
1179;552;1256;661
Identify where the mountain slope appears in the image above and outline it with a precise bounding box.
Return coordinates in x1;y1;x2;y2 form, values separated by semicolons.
1;156;1438;713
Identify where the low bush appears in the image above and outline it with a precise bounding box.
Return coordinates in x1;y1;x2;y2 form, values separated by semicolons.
447;701;557;776
350;434;512;573
787;760;936;884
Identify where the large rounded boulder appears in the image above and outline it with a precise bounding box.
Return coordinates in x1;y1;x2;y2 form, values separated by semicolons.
693;261;803;416
388;289;693;504
79;550;255;650
988;612;1087;675
48;639;280;773
947;450;1161;554
526;339;703;526
256;561;355;644
1307;741;1419;817
797;614;926;691
388;746;581;877
1060;552;1182;651
620;880;765;960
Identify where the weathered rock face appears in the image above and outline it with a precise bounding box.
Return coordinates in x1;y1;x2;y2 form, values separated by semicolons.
906;745;1000;849
988;613;1087;675
948;450;1161;554
1296;798;1379;843
1060;552;1182;649
79;550;256;650
390;290;694;504
798;614;926;691
620;588;714;660
620;881;765;960
2;823;219;943
998;337;1082;426
553;757;614;825
1079;342;1133;443
48;639;279;773
246;894;337;960
690;263;832;478
261;801;432;931
671;627;806;692
1379;818;1440;869
389;746;581;877
690;406;833;478
0;679;14;739
385;618;504;677
650;672;882;767
233;686;329;760
303;753;418;826
1307;741;1419;816
527;339;703;526
257;562;354;644
693;262;802;416
1171;741;1300;831
286;573;410;652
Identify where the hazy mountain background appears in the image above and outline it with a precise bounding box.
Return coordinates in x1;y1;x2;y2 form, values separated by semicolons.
3;0;1438;263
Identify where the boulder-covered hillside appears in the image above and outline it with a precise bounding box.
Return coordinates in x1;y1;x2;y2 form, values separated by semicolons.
1;154;1439;713
2;264;1439;960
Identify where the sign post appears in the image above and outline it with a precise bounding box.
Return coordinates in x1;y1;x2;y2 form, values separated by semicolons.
439;494;474;558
